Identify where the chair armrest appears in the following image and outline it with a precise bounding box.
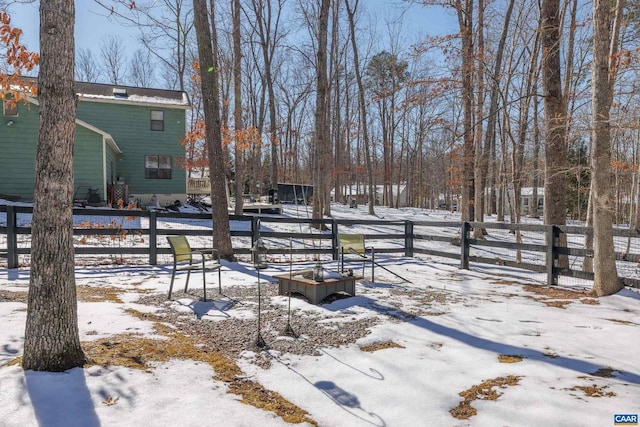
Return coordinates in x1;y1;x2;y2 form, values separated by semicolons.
192;248;220;262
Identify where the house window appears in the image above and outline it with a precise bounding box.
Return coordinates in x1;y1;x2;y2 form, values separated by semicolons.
150;110;164;131
523;198;529;206
145;155;172;179
3;101;18;116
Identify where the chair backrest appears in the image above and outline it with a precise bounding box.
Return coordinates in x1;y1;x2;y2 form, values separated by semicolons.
167;236;193;263
338;233;366;254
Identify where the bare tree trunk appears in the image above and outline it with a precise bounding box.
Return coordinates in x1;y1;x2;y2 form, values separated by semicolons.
456;0;475;222
531;89;541;219
312;0;331;225
194;0;234;260
345;0;375;215
250;0;282;192
483;0;515;220
590;0;623;296
472;0;485;238
23;0;85;372
233;0;244;215
541;0;568;266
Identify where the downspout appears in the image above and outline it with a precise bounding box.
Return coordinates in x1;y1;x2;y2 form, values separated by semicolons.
102;137;108;204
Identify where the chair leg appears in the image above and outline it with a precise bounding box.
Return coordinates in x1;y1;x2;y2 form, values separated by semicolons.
371;251;375;283
168;268;177;299
217;266;222;294
202;267;207;302
184;269;191;293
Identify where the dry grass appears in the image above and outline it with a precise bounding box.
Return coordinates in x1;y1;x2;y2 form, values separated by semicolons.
522;285;598;308
0;290;28;303
498;354;523;363
81;321;316;425
76;285;125;303
450;376;521;420
359;341;405;352
566;384;616;398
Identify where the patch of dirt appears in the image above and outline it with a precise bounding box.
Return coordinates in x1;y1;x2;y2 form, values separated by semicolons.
498;354;523;363
565;384;616;398
591;367;617;378
450;376;521;420
360;341;405;352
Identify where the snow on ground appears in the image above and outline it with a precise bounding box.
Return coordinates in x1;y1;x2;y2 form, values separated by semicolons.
0;204;639;426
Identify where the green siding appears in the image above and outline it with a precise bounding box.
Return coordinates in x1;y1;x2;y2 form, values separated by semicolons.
0;102;39;199
77;102;186;195
0;102;107;201
73;126;106;199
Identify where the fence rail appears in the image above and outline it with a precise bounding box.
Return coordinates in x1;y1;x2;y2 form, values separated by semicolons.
1;205;638;289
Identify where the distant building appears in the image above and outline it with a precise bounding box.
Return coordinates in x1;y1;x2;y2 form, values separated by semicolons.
278;183;314;204
520;187;544;216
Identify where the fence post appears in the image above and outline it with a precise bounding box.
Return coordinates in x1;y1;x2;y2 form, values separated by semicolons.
546;225;559;285
6;205;17;269
460;221;470;269
251;216;259;246
149;211;157;265
332;219;338;261
405;220;414;257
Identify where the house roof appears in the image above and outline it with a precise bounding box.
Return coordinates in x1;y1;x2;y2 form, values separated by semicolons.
75;81;191;109
18;77;191;109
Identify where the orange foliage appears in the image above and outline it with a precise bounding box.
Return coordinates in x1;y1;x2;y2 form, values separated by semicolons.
611;160;630;170
223;126;262;151
446;146;463;191
0;12;39;104
179;119;263;172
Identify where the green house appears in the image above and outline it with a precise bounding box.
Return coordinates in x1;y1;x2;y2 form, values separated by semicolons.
0;81;191;206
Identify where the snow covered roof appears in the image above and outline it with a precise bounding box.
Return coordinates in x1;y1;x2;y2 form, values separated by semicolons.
17;77;191;109
75;81;191;109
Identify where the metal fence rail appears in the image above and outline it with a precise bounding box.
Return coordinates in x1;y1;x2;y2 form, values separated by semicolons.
1;205;638;289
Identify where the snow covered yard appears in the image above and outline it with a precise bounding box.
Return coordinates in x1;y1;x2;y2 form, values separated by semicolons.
1;250;639;426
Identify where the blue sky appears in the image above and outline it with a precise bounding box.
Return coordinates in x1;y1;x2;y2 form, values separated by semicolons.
8;1;140;55
8;1;456;55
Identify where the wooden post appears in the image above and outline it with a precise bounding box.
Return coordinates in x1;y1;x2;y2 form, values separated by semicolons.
332;219;338;261
405;220;414;257
6;205;17;269
461;221;470;269
546;225;559;285
149;210;157;265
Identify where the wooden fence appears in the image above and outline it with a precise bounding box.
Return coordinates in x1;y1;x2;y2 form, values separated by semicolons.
1;205;638;289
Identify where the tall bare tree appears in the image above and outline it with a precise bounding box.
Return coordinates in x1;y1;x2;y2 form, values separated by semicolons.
455;0;475;222
193;0;234;260
129;48;155;87
23;0;85;372
94;0;194;91
246;0;286;192
540;0;568;263
232;0;244;215
345;0;375;215
590;0;624;296
75;47;101;82
311;0;331;223
100;34;128;85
